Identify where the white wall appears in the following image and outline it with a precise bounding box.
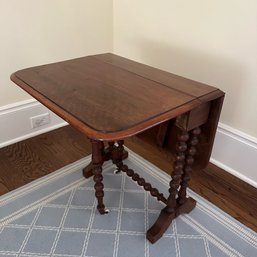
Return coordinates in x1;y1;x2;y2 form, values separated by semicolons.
113;0;257;138
0;0;113;106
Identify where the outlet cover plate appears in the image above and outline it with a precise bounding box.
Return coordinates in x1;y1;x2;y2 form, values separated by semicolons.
30;113;50;128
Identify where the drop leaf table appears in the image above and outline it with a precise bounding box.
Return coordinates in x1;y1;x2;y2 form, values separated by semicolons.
11;53;224;243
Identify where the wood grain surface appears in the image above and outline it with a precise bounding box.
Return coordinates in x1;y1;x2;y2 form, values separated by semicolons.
11;53;224;140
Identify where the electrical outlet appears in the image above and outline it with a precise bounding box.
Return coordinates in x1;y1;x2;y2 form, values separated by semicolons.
30;113;50;128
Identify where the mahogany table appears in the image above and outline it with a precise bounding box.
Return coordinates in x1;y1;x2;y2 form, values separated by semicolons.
11;53;224;243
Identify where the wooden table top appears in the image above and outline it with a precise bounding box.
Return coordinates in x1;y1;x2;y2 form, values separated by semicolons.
11;53;223;140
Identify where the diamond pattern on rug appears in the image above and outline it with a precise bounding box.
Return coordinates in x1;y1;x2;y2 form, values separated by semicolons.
0;152;257;257
54;231;86;255
23;229;57;254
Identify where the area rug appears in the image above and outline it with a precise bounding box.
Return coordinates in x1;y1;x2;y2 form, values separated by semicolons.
0;149;256;257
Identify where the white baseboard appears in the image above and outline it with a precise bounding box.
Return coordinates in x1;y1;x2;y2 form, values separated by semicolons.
0;99;67;148
211;123;257;188
1;100;257;188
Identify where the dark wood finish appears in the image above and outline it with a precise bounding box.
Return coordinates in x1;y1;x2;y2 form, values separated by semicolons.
93;53;217;97
10;53;225;243
1;126;257;232
114;141;167;204
83;142;128;178
175;103;210;131
126;129;257;233
147;126;200;243
0;126;90;195
86;140;129;215
167;130;190;213
88;139;168;213
165;96;224;168
91;140;108;214
11;53;223;141
178;127;201;205
156;121;170;147
147;197;196;243
195;95;225;168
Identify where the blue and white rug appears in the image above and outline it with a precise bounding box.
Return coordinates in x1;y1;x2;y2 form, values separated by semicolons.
0;150;256;257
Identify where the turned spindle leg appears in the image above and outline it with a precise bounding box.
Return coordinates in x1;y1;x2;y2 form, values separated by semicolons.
114;140;167;204
166;131;190;212
147;130;190;243
91;140;108;214
178;127;201;205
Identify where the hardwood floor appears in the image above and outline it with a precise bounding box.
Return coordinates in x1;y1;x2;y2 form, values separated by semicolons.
0;125;256;232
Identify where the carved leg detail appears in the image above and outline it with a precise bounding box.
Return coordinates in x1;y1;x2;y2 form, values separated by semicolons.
178;127;201;205
91;140;108;214
147;130;190;243
166;131;189;212
114;140;167;204
86;129;200;242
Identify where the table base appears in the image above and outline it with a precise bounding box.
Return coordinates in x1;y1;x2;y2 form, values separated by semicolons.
83;126;200;243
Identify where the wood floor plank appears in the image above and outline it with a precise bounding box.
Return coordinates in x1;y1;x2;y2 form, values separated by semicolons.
0;126;90;190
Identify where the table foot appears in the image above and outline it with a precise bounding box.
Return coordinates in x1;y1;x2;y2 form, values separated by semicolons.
98;207;110;215
147;197;196;243
147;208;175;244
83;162;93;178
176;197;196;215
113;168;121;174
